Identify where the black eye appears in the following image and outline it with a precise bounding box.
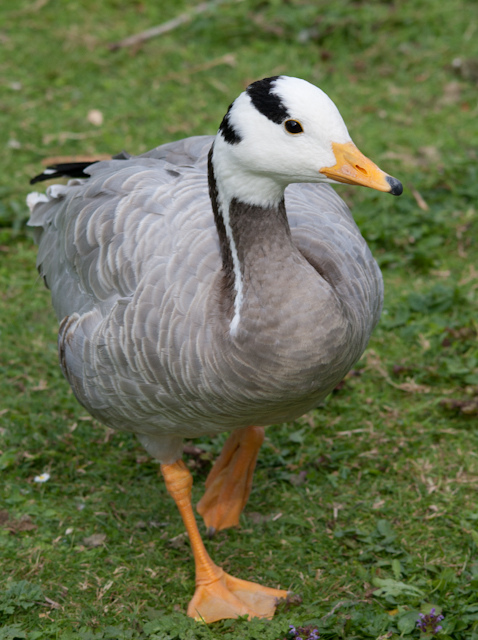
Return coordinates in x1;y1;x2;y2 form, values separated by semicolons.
284;119;303;134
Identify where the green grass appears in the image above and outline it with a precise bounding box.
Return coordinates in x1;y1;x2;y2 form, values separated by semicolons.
1;0;478;638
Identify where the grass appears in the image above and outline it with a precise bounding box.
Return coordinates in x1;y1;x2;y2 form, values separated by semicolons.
1;0;477;638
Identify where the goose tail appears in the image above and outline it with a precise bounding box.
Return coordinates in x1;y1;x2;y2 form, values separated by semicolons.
29;151;131;185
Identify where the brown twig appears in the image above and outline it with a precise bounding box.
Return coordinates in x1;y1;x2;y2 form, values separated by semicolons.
410;187;429;211
109;0;237;51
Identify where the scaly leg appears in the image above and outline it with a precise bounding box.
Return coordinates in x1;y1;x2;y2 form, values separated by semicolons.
161;460;287;623
197;426;264;535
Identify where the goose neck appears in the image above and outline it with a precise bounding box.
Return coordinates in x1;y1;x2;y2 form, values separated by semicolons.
208;145;296;336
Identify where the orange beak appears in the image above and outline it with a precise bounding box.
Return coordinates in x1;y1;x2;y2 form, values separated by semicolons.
320;141;402;195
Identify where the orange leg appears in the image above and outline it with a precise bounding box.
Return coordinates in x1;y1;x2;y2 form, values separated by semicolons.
197;426;264;535
161;460;287;623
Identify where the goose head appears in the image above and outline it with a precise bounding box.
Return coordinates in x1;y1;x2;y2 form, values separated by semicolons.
211;75;402;207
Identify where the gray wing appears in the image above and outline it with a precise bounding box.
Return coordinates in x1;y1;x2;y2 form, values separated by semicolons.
28;135;215;321
28;135;222;431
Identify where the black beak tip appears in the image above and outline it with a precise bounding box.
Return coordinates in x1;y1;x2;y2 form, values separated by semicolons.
386;175;403;196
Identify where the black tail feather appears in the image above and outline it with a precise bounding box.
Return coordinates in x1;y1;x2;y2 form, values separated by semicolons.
29;161;99;185
29;152;131;185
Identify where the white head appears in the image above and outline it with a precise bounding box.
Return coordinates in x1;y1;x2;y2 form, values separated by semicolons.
212;76;402;207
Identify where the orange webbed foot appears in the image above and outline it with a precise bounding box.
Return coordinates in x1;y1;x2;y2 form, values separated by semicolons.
197;426;264;534
188;567;288;623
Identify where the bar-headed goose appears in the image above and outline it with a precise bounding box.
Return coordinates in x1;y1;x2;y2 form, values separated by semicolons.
28;76;402;623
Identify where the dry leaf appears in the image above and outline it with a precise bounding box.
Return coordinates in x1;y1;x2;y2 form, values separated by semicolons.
168;532;189;549
83;533;107;547
396;380;431;394
97;579;113;599
113;566;128;575
16;515;37;532
0;512;37;533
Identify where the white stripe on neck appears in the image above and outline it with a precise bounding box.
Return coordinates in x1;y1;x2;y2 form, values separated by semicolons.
217;192;243;337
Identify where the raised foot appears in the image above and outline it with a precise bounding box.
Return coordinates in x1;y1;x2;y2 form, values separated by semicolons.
188;569;288;623
197;426;264;533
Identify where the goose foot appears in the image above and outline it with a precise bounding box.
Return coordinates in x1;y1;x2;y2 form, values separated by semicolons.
197;426;264;533
188;568;288;623
161;459;286;624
